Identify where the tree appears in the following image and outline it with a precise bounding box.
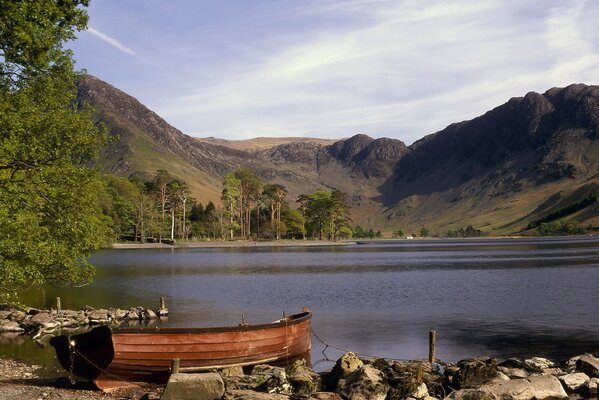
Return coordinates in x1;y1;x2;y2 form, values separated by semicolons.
0;1;112;293
420;227;429;237
263;184;288;240
302;189;351;240
221;173;240;239
234;169;261;239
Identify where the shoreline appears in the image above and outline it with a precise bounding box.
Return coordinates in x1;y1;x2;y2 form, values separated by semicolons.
111;239;357;249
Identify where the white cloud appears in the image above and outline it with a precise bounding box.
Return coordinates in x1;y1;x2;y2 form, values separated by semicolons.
87;27;136;56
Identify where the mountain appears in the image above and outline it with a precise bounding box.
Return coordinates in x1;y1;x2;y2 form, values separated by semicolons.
79;75;599;235
77;75;405;213
380;83;599;233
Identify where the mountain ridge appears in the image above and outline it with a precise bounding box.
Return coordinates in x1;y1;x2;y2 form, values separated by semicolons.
78;74;599;234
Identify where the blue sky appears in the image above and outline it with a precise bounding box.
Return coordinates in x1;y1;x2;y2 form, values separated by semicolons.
69;0;599;144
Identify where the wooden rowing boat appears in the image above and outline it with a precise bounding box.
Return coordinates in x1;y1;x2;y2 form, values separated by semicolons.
50;309;311;390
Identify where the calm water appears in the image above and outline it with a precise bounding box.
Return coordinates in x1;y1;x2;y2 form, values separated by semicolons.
2;236;599;371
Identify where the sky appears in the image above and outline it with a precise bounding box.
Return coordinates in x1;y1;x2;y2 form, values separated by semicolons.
68;0;599;145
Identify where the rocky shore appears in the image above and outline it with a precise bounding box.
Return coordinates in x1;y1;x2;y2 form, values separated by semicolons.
1;305;598;399
1;350;598;399
0;303;168;339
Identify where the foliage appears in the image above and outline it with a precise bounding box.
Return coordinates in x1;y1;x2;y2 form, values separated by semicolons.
537;220;586;236
419;227;429;237
0;0;114;291
302;189;351;240
528;191;598;229
445;225;483;238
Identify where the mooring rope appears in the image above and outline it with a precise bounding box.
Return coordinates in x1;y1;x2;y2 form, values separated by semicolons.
310;327;414;362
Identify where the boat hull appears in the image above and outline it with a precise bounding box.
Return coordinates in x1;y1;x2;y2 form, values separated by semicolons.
50;311;311;390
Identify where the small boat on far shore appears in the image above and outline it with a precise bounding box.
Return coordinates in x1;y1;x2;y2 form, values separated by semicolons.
50;309;312;391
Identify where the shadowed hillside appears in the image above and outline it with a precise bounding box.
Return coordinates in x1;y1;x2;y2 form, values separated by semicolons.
79;75;599;234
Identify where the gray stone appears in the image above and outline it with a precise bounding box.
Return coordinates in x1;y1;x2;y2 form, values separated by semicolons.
9;310;26;321
499;367;529;379
587;377;599;395
251;365;292;394
29;313;53;324
0;310;12;319
576;354;599;378
87;310;109;324
455;358;498;389
126;310;140;320
220;365;244;377
527;375;567;399
523;357;555;373
308;392;342;400
481;379;535;400
226;389;289;399
143;309;157;320
161;372;224;400
0;320;24;332
329;352;363;387
446;389;498;400
286;359;322;397
411;382;428;399
559;372;589;393
337;364;389;400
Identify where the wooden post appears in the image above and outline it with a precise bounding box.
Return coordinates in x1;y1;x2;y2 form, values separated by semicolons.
56;297;61;313
171;358;180;374
160;296;166;310
428;330;436;363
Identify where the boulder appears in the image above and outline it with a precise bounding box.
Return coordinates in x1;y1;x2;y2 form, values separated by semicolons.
143;309;157;320
559;372;589;393
576;354;599;378
480;378;535;400
337;364;389;400
446;389;498;400
9;310;26;322
161;372;224;400
29;312;53;324
286;359;322;397
0;320;24;332
498;367;529;379
220;366;244;377
126;310;140;320
588;377;599;396
523;357;554;373
527;375;567;399
0;310;11;320
454;358;498;389
225;390;290;399
308;392;342;400
87;310;109;324
328;352;363;390
251;365;292;394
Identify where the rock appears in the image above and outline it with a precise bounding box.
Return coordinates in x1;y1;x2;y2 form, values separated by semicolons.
411;382;428;399
82;305;95;312
527;375;567;399
499;367;529;379
337;364;389;400
87;310;109;324
588;377;599;395
251;365;292;394
446;389;498;399
161;372;224;400
309;392;342;400
157;307;169;317
495;371;510;381
523;357;555;373
576;354;599;378
143;309;157;320
9;310;26;322
328;352;364;390
126;310;140;320
286;359;322;397
455;358;498;389
480;378;535;400
220;366;244;377
559;372;589;393
226;389;290;399
111;309;128;319
499;358;526;369
29;313;53;324
0;320;24;332
0;310;11;319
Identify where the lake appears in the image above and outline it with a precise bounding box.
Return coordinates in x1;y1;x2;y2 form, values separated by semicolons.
2;236;599;371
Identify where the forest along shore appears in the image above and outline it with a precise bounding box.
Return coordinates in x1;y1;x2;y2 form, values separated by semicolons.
112;239;356;249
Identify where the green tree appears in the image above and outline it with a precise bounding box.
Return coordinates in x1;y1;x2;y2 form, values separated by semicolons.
221;172;241;239
420;227;429;237
0;1;112;292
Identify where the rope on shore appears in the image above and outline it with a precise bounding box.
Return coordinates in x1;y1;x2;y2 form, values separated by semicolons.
310;328;414;363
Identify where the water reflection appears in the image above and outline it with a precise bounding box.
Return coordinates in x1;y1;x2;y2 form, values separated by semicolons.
3;236;599;371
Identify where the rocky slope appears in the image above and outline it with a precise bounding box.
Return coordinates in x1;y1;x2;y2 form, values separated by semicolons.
79;75;599;234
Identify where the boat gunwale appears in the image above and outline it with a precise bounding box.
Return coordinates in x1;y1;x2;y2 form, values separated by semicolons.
110;311;311;335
